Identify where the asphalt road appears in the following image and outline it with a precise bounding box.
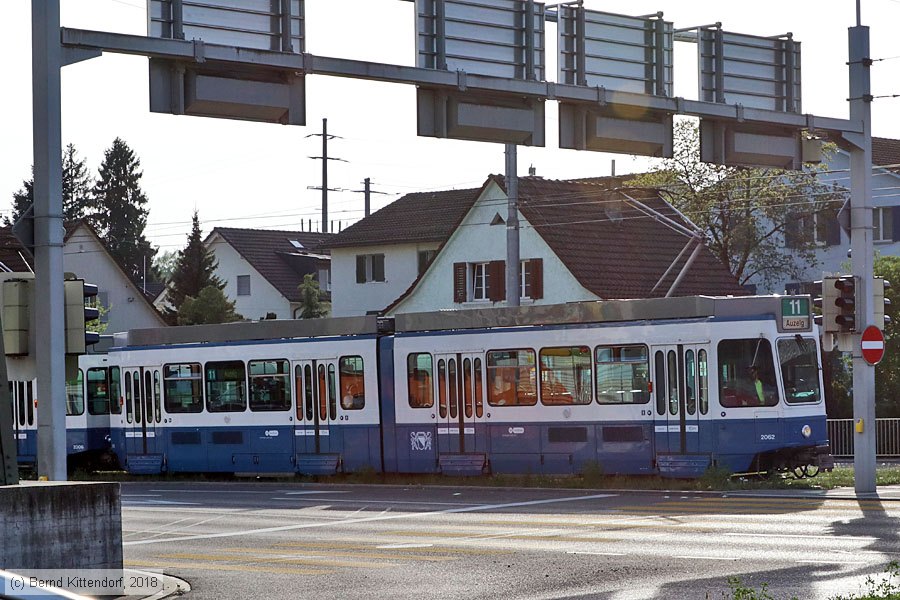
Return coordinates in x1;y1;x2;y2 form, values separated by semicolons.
120;482;900;600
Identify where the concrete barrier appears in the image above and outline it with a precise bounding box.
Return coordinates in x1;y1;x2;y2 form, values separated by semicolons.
0;482;122;571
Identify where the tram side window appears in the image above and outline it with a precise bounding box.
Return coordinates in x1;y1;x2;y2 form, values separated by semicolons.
407;353;434;408
718;339;778;408
66;369;84;416
596;345;650;404
487;349;537;407
249;359;291;412
205;361;247;412
539;346;592;405
164;363;203;413
125;375;133;424
109;367;122;414
778;338;822;404
87;367;110;415
339;356;365;410
16;382;25;426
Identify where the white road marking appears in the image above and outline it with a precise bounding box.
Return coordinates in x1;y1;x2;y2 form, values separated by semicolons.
796;559;870;565
378;543;435;549
724;532;877;542
676;556;738;561
269;498;473;505
566;551;626;556
124;493;617;547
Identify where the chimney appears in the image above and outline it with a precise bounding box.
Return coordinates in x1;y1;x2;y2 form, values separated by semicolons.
528;164;536;176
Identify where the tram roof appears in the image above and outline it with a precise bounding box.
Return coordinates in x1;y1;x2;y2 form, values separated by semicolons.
115;295;807;348
392;295;805;333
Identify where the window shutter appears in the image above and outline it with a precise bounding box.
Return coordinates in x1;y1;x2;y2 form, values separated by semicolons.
372;254;385;282
356;255;366;283
784;213;799;249
530;258;543;299
892;207;900;242
825;211;841;246
453;263;467;303
488;260;505;302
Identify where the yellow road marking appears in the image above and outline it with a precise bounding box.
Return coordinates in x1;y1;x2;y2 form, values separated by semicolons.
127;560;327;576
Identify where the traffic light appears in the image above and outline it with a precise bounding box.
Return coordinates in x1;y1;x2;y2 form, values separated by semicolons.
874;277;892;328
64;277;100;355
815;276;858;333
833;276;858;332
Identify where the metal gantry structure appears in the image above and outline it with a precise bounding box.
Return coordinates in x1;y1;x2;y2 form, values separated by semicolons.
26;0;879;492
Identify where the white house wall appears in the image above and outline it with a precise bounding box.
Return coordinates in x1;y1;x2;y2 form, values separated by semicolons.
331;242;440;317
761;150;900;294
208;237;291;320
64;226;165;335
389;181;597;315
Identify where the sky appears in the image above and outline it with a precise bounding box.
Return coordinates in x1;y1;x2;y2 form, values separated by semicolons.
3;0;900;255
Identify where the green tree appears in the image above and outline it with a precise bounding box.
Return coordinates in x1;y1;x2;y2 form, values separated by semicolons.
153;250;179;281
7;144;94;225
91;138;156;283
875;255;900;417
297;273;330;319
628;120;847;290
177;285;242;326
165;211;224;322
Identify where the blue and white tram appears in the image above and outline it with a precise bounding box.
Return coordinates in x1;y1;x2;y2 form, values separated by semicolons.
108;320;382;475
106;296;832;478
9;354;118;469
385;296;832;477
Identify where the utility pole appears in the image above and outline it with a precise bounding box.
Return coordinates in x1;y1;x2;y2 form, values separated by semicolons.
848;8;876;494
33;0;67;481
307;118;346;233
350;178;390;218
505;144;520;307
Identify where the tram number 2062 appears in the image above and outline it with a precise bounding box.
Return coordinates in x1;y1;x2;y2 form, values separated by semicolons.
759;434;776;441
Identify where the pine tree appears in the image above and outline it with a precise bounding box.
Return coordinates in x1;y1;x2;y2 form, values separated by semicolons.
6;144;93;226
297;273;330;319
177;286;242;325
91;138;156;283
166;211;224;322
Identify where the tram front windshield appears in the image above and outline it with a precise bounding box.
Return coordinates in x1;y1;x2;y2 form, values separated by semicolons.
777;337;821;404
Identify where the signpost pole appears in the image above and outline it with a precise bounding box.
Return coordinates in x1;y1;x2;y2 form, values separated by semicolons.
32;0;68;482
848;22;876;494
505;143;520;307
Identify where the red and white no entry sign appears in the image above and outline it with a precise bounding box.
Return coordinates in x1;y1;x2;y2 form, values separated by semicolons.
861;325;886;365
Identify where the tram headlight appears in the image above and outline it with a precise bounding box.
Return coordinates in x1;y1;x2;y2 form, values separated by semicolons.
801;424;812;438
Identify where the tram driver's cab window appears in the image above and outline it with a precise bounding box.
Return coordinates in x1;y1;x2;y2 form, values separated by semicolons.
718;339;779;408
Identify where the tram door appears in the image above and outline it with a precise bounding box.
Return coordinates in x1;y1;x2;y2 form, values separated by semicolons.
652;345;708;455
124;367;161;456
10;381;34;457
293;359;338;454
434;353;486;455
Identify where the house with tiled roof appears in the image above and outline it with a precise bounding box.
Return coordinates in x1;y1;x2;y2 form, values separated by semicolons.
0;221;166;335
204;228;332;320
325;175;746;317
776;136;900;295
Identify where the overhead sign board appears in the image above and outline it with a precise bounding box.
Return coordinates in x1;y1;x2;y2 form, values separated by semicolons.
700;120;802;169
149;0;304;53
416;0;545;80
148;0;306;125
698;27;801;113
558;8;672;96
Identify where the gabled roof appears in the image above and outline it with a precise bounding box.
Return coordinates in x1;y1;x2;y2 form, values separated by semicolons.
384;175;745;312
323;185;485;249
208;228;332;303
0;226;34;272
63;221;167;324
513;176;746;299
872;137;900;173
